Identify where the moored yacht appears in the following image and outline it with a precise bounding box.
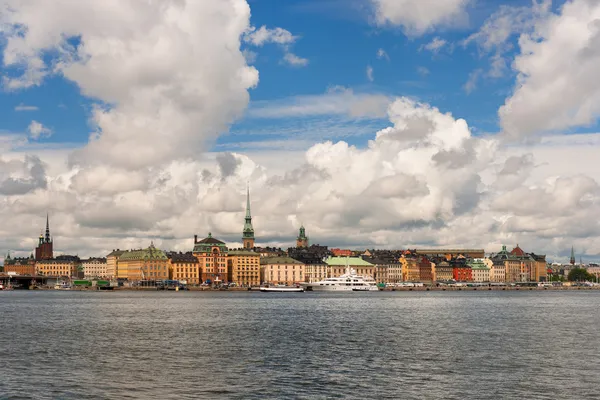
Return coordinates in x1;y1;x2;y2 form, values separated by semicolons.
301;265;379;292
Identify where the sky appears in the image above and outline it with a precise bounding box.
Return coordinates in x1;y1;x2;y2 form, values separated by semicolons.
1;0;600;263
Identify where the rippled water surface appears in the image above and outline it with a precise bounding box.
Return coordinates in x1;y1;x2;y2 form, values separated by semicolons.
1;290;599;399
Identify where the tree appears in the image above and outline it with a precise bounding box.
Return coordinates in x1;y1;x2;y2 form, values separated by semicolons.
567;268;593;282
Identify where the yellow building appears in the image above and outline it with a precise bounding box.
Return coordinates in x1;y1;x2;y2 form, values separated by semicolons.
303;263;329;283
168;252;200;285
118;243;169;282
36;260;78;277
261;256;305;285
400;256;420;282
107;249;125;279
434;261;453;282
228;250;260;287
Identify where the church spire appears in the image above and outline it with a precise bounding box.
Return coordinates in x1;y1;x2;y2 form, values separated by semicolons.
45;213;51;243
242;183;255;249
570;246;575;265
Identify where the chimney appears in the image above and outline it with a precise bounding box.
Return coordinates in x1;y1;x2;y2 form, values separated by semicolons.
194;234;198;244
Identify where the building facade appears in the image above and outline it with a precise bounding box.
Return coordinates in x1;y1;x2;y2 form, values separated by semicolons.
228;250;260;287
261;256;305;285
36;259;78;277
303;263;329;283
168;252;200;285
117;244;169;282
193;233;229;284
3;254;36;275
400;255;420;282
106;249;125;279
434;261;453;282
82;258;108;279
469;259;490;282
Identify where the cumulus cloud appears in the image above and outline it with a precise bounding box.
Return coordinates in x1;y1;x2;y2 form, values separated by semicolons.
27;120;52;140
1;0;259;169
500;0;600;138
244;26;296;46
0;155;47;195
372;0;470;36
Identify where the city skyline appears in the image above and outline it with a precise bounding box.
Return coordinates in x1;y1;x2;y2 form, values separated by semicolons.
1;0;600;263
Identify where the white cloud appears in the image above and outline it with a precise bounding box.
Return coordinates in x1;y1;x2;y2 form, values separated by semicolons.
1;0;259;169
14;103;38;111
366;65;374;82
421;37;447;54
247;87;391;119
417;66;430;77
244;26;296;46
462;0;551;80
372;0;470;36
282;52;309;67
500;0;600;139
376;48;389;61
27;120;52;140
463;69;482;94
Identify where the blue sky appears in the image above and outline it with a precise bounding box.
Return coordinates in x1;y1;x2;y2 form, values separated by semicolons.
1;0;582;152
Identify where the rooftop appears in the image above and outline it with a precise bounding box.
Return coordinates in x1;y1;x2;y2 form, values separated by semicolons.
325;256;374;267
260;256;304;265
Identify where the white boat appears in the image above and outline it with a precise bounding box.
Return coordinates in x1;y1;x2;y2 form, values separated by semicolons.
260;285;304;292
301;262;379;292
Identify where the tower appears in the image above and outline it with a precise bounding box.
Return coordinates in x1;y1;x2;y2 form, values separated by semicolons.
570;246;575;265
242;185;255;249
35;214;53;260
296;225;308;248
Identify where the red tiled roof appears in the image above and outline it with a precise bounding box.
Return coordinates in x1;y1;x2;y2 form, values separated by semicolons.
511;245;525;256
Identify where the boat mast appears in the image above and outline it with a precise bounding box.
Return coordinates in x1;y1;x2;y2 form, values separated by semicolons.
346;256;350;275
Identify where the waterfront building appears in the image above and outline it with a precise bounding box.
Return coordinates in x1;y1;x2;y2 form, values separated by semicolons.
451;258;472;282
82;258;108;279
325;256;375;279
242;186;255;249
490;244;543;282
167;252;200;285
260;256;305;285
35;214;53;260
296;225;309;248
228;250;260;287
400;255;420;282
489;261;506;282
303;263;329;283
529;253;547;281
469;259;490;282
118;243;169;281
363;257;400;284
418;256;434;283
434;260;453;282
3;253;36;275
106;249;125;279
193;233;229;284
36;259;78;277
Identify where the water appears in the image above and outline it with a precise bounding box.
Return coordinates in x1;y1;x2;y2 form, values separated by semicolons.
1;290;599;399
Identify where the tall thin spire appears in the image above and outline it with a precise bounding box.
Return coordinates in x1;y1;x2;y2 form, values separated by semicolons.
45;213;51;243
242;183;255;249
570;246;575;265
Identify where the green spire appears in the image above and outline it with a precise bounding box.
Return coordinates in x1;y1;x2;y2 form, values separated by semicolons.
243;184;254;239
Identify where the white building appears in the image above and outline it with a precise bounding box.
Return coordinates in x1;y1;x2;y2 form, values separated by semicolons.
82;258;108;279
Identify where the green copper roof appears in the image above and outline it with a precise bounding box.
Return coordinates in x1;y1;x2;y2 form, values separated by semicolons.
325;256;374;266
119;244;167;261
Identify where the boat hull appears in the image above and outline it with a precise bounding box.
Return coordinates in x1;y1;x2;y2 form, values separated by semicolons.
259;287;304;292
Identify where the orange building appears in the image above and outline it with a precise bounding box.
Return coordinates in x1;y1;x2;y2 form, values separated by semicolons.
3;254;36;275
228;250;260;287
118;244;169;282
193;233;229;284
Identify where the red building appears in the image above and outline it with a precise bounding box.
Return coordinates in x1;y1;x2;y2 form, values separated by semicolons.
418;256;433;283
35;215;53;260
453;265;472;282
